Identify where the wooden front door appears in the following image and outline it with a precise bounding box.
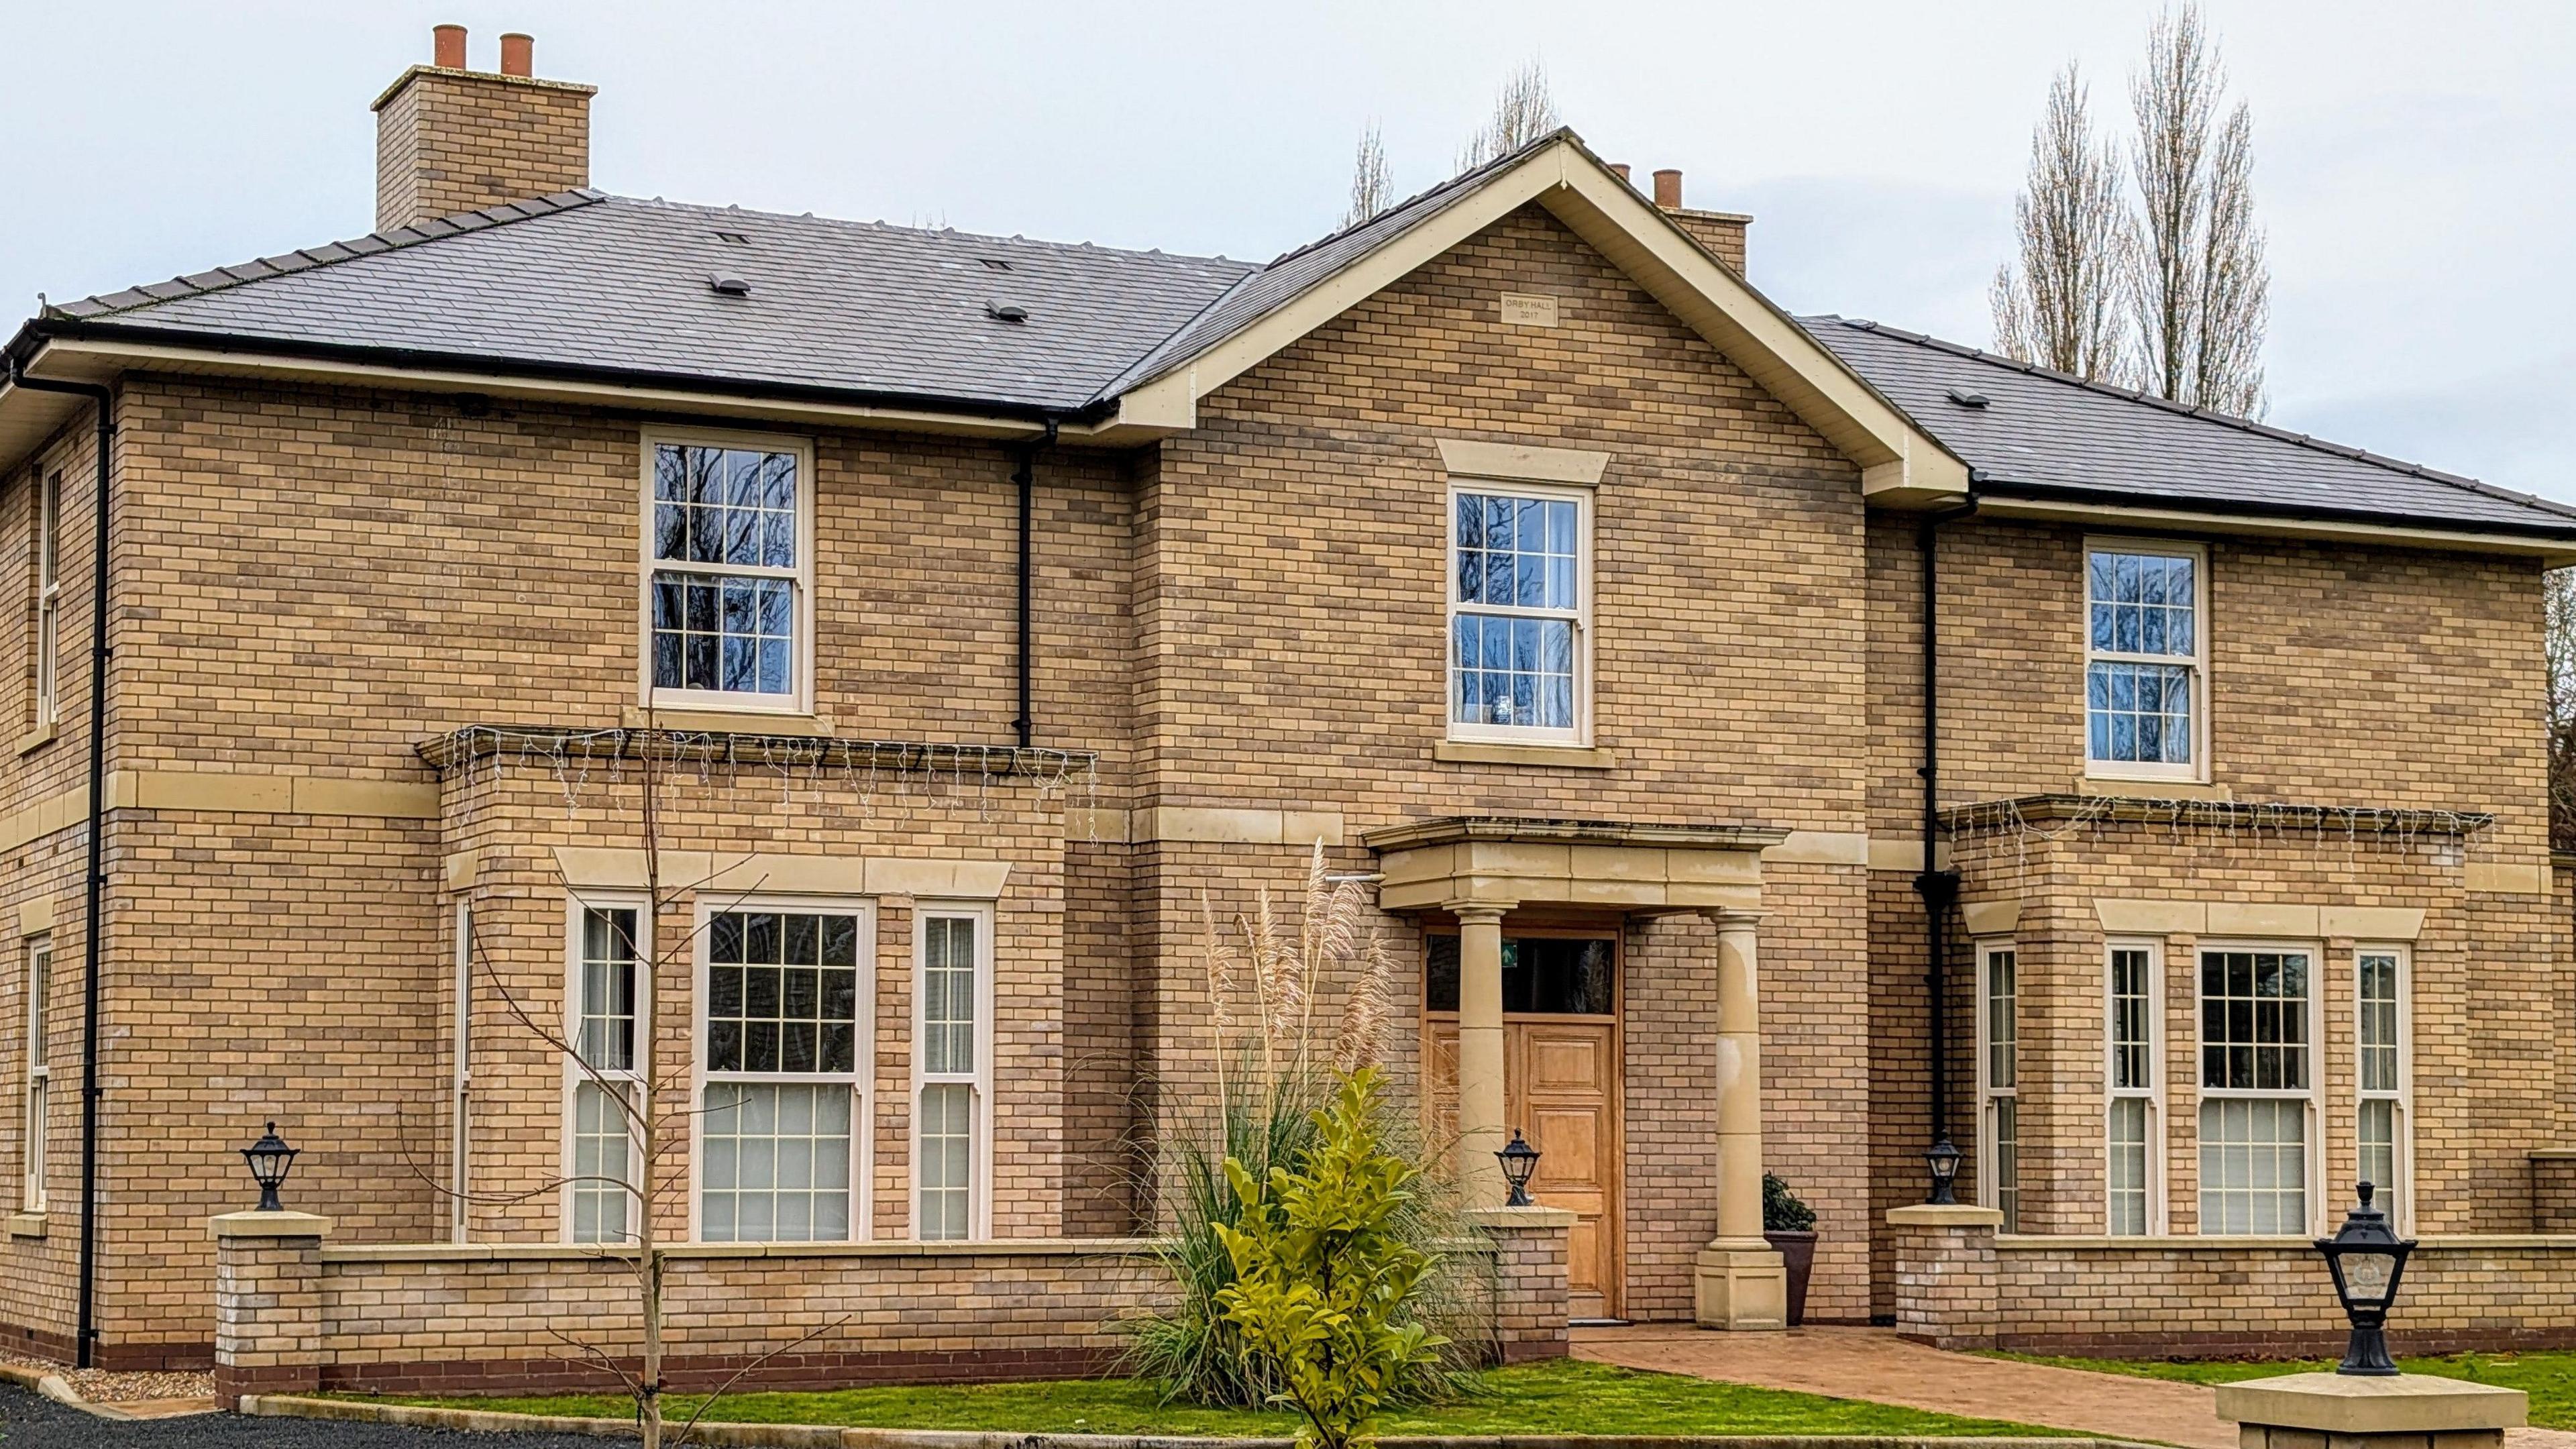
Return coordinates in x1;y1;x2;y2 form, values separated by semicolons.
1422;930;1624;1320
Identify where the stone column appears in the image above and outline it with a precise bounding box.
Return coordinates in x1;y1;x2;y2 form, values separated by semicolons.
1695;908;1788;1330
209;1210;333;1409
1452;903;1511;1209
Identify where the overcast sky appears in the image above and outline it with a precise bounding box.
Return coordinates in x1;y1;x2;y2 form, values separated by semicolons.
6;1;2570;500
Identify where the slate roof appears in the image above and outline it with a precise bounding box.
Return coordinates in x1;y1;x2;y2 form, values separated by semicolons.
19;144;2575;541
1808;317;2576;537
46;190;1254;415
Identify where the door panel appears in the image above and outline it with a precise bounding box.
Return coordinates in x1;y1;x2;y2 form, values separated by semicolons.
1513;1022;1620;1318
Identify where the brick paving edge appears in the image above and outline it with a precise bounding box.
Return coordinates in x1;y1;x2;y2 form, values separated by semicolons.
239;1398;2168;1449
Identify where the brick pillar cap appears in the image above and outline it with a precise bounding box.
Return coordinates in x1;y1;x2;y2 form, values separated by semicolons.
2216;1373;2526;1434
209;1210;333;1240
1464;1205;1578;1230
1885;1203;2003;1228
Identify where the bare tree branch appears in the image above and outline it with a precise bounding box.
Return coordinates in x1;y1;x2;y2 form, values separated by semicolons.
1455;61;1558;174
2128;2;2268;417
668;1313;856;1447
1343;123;1393;230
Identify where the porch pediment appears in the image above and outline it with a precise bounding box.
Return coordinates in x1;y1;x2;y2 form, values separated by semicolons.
1364;816;1788;913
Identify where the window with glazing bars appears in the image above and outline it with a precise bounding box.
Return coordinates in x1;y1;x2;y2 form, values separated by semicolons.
2107;945;2157;1234
648;442;800;702
1980;945;2019;1231
2198;949;2312;1234
569;906;639;1244
2086;545;2202;775
2357;949;2405;1226
1450;488;1584;740
918;914;981;1241
702;909;862;1242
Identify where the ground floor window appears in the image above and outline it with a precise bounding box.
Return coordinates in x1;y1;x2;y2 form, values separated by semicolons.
916;908;990;1240
1976;942;2019;1231
2198;947;2314;1234
2106;942;2159;1234
567;902;643;1244
2357;946;2408;1227
21;934;48;1214
701;904;866;1242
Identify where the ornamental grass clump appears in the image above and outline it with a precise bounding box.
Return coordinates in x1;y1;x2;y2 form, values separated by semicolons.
1123;845;1483;1409
1215;1068;1450;1449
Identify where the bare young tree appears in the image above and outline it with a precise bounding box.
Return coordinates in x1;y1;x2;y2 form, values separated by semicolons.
2546;570;2576;849
1990;64;2134;382
1454;61;1559;173
2129;3;2269;417
1343;123;1394;230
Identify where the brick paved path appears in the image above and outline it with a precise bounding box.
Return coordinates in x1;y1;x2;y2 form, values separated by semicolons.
1575;1324;2576;1449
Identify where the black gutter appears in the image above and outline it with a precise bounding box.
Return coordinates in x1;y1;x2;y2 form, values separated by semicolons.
9;317;1116;433
5;359;111;1367
1011;419;1058;749
1969;477;2576;545
1912;490;1976;1201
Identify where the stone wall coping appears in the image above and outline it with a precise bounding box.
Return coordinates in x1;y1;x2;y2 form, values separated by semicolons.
318;1236;1157;1265
1886;1204;2004;1228
1996;1234;2576;1253
1362;815;1791;853
1463;1205;1578;1230
2214;1373;2526;1434
209;1211;334;1240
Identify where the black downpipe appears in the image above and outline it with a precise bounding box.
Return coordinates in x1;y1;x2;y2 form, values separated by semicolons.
1912;494;1976;1201
1010;419;1057;750
7;359;112;1366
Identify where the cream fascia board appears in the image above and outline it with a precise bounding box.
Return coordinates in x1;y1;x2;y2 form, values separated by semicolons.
1980;493;2576;566
5;339;1144;462
1105;141;1968;502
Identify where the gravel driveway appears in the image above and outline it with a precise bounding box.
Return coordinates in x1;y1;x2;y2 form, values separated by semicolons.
0;1385;621;1448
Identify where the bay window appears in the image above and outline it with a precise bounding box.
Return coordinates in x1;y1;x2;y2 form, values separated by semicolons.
916;908;991;1241
1976;942;2019;1230
643;433;811;712
2357;947;2409;1228
2106;943;2161;1234
2085;541;2205;778
701;904;866;1242
2198;946;2314;1234
1449;486;1588;744
566;902;643;1243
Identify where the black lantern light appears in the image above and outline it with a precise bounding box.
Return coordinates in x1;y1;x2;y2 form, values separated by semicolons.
1497;1130;1541;1208
1925;1136;1963;1205
2315;1181;2413;1376
241;1122;299;1213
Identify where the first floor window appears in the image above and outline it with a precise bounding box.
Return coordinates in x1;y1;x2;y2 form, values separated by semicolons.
917;911;987;1240
2357;947;2408;1227
1448;486;1587;742
2085;542;2204;776
2106;943;2159;1234
34;469;60;727
568;904;642;1244
2198;947;2313;1234
646;437;807;706
702;906;863;1242
22;934;48;1213
1978;943;2019;1231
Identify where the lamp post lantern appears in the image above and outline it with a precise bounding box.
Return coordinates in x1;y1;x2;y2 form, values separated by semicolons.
2315;1181;2414;1376
241;1122;300;1214
1496;1130;1540;1208
1925;1136;1962;1205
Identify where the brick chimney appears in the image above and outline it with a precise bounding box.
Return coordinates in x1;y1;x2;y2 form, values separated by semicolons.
1645;167;1752;275
371;25;596;232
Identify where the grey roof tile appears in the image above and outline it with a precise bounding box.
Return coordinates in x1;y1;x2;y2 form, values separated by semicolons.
1805;317;2576;538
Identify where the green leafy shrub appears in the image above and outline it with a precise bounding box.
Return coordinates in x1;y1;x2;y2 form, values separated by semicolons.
1762;1173;1816;1233
1214;1068;1451;1449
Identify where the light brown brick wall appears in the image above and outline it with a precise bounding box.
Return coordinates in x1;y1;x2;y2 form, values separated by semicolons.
374;68;592;229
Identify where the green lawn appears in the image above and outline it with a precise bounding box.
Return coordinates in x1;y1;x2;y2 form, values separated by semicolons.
1996;1350;2576;1430
341;1358;2070;1437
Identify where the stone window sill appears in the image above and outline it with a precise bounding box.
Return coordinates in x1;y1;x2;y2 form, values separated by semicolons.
14;720;56;757
2077;774;2230;802
6;1212;46;1239
621;706;834;737
1434;741;1617;770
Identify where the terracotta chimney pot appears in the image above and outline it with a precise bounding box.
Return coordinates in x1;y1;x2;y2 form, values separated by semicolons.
1653;168;1682;210
499;33;534;77
431;23;466;70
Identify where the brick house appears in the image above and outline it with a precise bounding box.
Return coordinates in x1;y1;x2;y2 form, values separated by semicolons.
3;28;2575;1383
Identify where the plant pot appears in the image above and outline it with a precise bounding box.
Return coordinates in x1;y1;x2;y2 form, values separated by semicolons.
1765;1230;1817;1327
